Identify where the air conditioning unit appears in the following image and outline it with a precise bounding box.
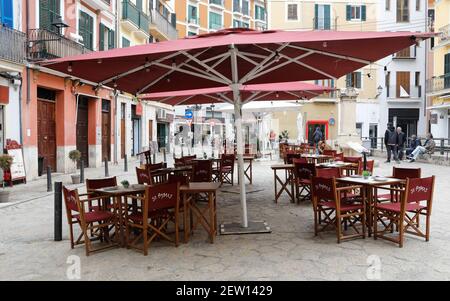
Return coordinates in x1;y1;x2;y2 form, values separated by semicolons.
157;109;167;119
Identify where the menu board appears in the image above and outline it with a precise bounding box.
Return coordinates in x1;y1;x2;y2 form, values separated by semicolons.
7;148;26;181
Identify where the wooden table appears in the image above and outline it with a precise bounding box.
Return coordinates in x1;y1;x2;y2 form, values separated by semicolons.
337;176;404;236
93;184;146;246
180;182;221;243
317;162;357;176
270;164;295;203
301;154;333;164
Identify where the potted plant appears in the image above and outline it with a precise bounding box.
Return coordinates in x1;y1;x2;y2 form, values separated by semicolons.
68;150;82;184
0;154;13;203
362;170;371;179
278;130;289;143
121;180;130;189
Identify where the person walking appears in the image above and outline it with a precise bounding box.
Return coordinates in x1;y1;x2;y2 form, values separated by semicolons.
384;123;399;163
406;135;421;157
408;133;435;162
396;127;406;161
312;127;323;152
269;130;276;150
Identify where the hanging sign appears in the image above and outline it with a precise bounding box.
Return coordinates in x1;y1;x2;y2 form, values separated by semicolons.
5;140;26;182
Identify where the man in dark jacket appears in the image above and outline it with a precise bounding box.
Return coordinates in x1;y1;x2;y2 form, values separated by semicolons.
312;127;323;150
384;123;399;163
396;127;406;160
406;135;421;156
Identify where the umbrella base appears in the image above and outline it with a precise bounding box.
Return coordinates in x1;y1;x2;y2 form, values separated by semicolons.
219;221;271;235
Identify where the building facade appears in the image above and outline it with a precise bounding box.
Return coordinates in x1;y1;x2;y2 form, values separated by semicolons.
427;0;450;141
174;0;267;38
268;0;379;145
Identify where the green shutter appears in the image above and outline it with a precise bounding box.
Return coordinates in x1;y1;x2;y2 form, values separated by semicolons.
314;4;318;29
40;0;61;32
346;5;351;21
108;29;115;49
324;5;330;29
99;23;105;51
361;5;366;21
356;72;362;88
346;74;352;87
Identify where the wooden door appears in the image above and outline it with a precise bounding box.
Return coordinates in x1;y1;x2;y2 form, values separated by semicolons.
120;103;126;159
148;120;153;142
396;71;410;98
102;112;111;161
37;100;56;171
76;97;89;167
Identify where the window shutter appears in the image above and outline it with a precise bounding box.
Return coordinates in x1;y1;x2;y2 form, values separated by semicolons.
346;5;351;21
99;23;105;51
444;53;450;75
136;0;142;11
356;72;362;88
1;0;14;28
346;74;352;87
324;5;330;29
108;29;115;49
361;5;366;21
314;4;318;29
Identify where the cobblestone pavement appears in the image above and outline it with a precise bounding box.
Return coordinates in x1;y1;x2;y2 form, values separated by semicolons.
0;157;449;280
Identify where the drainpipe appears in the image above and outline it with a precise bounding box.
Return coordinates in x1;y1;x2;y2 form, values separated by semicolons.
114;90;119;164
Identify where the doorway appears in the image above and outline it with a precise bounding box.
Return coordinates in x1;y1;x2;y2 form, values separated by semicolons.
37;88;57;171
101;99;111;161
369;123;378;149
157;122;168;149
132;118;141;156
76;96;89;167
148;119;153;142
306;121;328;146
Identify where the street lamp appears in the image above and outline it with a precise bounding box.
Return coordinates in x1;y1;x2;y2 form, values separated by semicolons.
52;15;69;36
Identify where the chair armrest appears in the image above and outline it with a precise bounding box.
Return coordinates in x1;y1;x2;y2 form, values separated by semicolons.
127;195;145;201
373;186;405;192
336;185;363;192
79;196;110;202
78;192;94;197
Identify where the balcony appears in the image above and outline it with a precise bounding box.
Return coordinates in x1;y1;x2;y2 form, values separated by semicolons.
27;29;90;61
0;25;26;65
313;90;339;102
436;24;450;48
426;74;450;96
83;0;111;11
186;16;199;26
386;85;422;101
313;17;338;30
121;0;150;39
393;46;416;59
150;9;178;41
210;0;224;7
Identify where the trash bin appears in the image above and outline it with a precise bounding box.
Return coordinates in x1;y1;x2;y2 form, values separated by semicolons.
38;156;44;176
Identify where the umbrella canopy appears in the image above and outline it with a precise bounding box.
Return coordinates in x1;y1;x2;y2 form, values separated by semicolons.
139;81;333;106
41;29;433;95
217;101;302;113
40;28;433;231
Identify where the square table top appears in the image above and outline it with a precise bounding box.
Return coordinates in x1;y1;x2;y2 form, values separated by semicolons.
180;182;221;192
94;184;146;196
337;176;404;186
301;154;333;159
271;164;294;170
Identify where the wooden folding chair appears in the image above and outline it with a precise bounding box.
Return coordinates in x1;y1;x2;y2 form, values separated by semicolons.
293;161;316;203
213;154;235;186
311;177;366;243
374;176;435;248
377;167;421;202
63;186;119;256
357;160;375;175
86;177;117;211
125;182;180;255
316;167;341;178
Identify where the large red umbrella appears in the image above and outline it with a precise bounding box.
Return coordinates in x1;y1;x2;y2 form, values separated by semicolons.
139;81;334;105
41;28;433;231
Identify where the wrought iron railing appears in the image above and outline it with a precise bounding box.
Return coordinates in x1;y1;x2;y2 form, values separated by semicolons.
122;0;150;33
150;9;178;40
426;74;450;94
386;85;422;99
0;25;26;64
27;28;90;61
313;17;338;30
362;136;450;157
437;24;450;46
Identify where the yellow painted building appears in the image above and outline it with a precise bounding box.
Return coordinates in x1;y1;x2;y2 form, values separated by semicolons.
267;0;379;144
427;0;450;139
174;0;267;38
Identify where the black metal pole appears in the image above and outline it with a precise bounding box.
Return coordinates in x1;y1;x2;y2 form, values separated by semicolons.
124;154;128;172
363;152;367;171
54;181;62;241
47;166;52;192
104;157;109;177
80;159;84;183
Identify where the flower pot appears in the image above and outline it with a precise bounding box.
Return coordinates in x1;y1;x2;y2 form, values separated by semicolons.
0;190;9;203
71;174;81;184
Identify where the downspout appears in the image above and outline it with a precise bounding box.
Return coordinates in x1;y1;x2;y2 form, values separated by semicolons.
18;74;23;145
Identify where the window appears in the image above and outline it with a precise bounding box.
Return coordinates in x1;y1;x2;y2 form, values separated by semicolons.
233;19;241;28
346;5;366;21
209;12;222;30
415;71;420;87
0;0;13;28
386;0;390;11
209;0;223;6
188;5;198;24
99;24;115;51
356;123;363;138
346;72;362;89
444;53;450;89
241;22;249;28
415;0;420;11
397;0;409;22
255;5;265;21
233;0;240;12
188;31;197;36
122;37;130;48
39;0;61;32
136;0;142;11
287;4;298;21
315;4;331;30
242;0;249;15
395;46;411;58
79;10;94;50
396;71;410;98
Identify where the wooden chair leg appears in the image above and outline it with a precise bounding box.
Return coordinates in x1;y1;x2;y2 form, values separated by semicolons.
398;215;404;248
336;213;342;244
69;222;75;249
143;226;148;256
425;213;430;242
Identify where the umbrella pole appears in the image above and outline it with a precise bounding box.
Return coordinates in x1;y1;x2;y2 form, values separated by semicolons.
232;94;248;228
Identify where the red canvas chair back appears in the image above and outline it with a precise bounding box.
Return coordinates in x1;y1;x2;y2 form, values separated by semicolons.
334;153;344;161
344;156;362;164
145;182;180;212
358;160;375;174
316;167;341;179
312;177;336;201
393;167;421;179
63;186;79;212
192;159;212;182
182;155;197;164
136;167;151;185
146;162;165;171
86;177;117;192
220;154;235;169
292;157;307;164
174;158;185;166
293;162;316;180
167;174;189;186
285;153;302;164
405;176;434;204
323;150;337;157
